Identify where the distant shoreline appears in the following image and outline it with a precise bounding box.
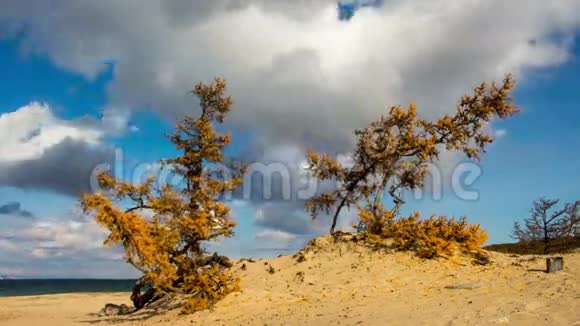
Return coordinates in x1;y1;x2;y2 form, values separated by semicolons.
0;279;136;297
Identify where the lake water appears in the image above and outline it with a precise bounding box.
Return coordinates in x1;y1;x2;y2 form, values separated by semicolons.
0;279;136;297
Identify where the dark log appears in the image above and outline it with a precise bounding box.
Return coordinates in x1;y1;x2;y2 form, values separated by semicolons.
546;257;564;273
130;278;160;311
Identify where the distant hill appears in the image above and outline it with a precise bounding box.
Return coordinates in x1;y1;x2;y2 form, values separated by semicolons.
484;236;579;255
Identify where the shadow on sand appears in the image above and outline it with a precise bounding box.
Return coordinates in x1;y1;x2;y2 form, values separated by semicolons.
526;268;547;273
80;296;182;324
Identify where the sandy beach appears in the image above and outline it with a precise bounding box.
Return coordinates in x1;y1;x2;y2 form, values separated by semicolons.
1;237;578;326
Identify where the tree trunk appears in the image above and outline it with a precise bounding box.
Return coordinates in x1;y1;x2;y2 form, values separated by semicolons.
330;218;337;234
130;279;159;311
330;197;348;234
543;218;549;254
329;167;372;234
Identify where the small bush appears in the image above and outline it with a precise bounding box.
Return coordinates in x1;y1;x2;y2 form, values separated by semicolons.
472;251;492;265
357;211;488;259
293;252;307;263
355;208;396;240
388;213;488;258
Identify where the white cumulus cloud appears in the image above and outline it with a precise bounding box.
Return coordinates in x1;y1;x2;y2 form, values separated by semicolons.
0;102;103;162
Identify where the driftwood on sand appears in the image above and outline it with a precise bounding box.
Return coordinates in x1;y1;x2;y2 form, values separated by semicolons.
98;303;132;316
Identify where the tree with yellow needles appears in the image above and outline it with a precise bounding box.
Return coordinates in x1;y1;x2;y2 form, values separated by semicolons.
81;78;244;313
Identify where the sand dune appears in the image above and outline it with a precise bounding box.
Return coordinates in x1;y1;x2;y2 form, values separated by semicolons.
1;236;578;325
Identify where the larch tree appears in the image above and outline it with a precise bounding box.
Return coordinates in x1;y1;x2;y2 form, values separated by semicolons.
81;78;245;313
512;198;579;254
306;74;519;237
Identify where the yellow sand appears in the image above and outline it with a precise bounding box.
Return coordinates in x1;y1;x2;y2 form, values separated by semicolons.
1;236;578;325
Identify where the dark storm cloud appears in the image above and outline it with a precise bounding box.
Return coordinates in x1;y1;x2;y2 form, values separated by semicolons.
0;138;116;196
0;202;34;218
253;202;317;235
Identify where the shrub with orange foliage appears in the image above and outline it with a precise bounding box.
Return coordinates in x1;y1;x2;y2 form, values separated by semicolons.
81;78;244;313
355;204;488;258
355;203;396;239
388;213;488;258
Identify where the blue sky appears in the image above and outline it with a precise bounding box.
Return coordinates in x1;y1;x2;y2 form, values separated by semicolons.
0;0;579;278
